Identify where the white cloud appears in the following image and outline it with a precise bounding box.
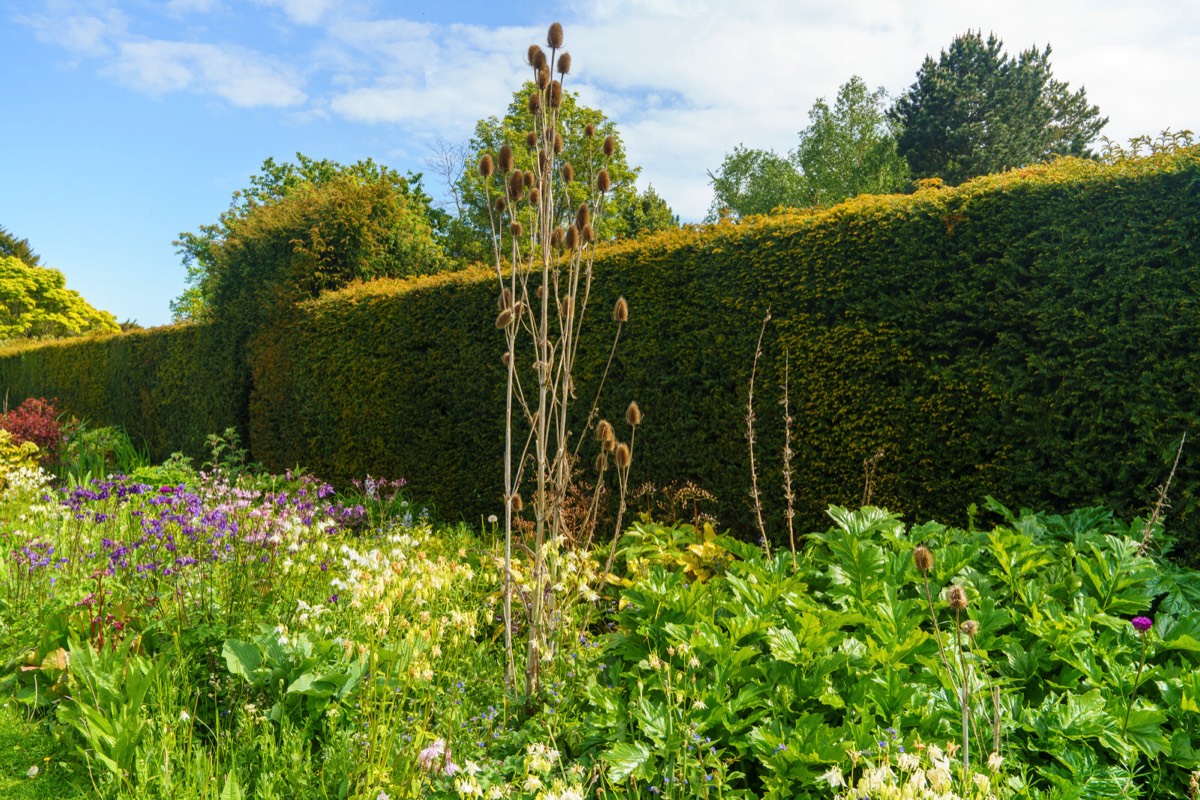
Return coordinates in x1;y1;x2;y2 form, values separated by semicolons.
166;0;220;13
109;41;307;107
253;0;335;25
21;1;126;57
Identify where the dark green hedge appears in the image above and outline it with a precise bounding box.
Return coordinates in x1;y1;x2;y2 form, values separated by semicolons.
4;149;1200;556
0;324;242;462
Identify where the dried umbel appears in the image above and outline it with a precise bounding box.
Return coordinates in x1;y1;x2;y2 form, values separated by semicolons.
613;296;629;322
479;153;494;179
596;419;615;443
547;22;563;49
557;52;571;74
498;144;514;173
946;584;969;612
960;619;979;639
913;544;934;575
596;168;611;193
626;401;642;427
614;442;632;469
603;135;616;156
561;162;575;182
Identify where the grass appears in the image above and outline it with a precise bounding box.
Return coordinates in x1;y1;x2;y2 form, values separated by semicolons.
0;702;89;799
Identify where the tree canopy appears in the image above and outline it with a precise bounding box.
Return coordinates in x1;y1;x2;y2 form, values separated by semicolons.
0;256;119;342
0;226;40;267
708;76;907;219
172;155;448;323
890;31;1107;185
449;82;677;260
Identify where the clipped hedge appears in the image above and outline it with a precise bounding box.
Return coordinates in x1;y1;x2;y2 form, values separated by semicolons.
0;323;242;461
4;149;1200;555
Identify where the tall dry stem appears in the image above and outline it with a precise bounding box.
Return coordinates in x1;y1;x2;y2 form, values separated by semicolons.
746;309;771;558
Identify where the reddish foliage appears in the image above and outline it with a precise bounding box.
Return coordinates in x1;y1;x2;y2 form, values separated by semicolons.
1;397;65;465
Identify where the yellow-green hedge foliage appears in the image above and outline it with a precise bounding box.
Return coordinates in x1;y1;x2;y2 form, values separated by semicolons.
4;149;1200;555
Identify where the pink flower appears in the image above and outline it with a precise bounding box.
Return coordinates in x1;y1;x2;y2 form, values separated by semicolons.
416;739;459;776
1131;616;1153;633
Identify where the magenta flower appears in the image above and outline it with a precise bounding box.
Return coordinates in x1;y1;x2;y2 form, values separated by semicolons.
1131;616;1153;633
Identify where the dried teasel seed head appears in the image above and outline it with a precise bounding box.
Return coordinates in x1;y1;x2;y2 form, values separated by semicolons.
626;401;642;427
527;44;545;69
502;351;512;366
584;122;596;137
510;492;523;513
913;544;934;575
508;171;524;201
960;619;979;639
565;225;579;250
947;584;969;612
557;52;571;75
550;228;564;248
559;295;574;318
495;308;514;329
479;154;494;179
596;419;615;442
493;196;507;213
583;223;595;243
615;442;632;469
524;130;538;149
604;436;618;453
523;169;535;188
554;132;564;154
561;162;575;182
603;135;616;156
498;287;513;310
509;221;523;237
527;90;541;116
498;144;514;173
576;203;590;229
537;65;550;89
528;187;540;206
536;285;544;300
597;168;611;193
613;296;629;322
595;452;608;472
547;22;563;49
550;80;562;108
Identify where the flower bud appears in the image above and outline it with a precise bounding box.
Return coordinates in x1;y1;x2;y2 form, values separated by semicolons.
527;45;545;69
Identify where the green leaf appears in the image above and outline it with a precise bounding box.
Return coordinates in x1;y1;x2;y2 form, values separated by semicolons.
1122;708;1169;758
603;741;652;783
222;639;263;683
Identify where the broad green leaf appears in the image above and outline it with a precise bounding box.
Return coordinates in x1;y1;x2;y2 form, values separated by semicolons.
603;741;652;783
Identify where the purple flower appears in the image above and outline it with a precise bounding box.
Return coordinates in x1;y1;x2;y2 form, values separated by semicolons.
1132;616;1153;633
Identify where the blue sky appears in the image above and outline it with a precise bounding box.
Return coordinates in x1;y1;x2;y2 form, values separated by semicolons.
3;0;1198;327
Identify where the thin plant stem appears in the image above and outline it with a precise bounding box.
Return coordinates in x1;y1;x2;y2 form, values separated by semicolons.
747;309;771;558
1122;632;1150;738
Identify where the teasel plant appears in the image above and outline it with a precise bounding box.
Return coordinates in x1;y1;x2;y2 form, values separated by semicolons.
478;22;636;698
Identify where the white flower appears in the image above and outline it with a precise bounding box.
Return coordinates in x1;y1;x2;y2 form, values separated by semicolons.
26;765;39;778
818;766;845;788
455;776;483;797
377;792;391;800
486;787;504;800
559;785;585;800
898;751;920;771
180;709;191;722
973;771;991;792
988;751;1004;772
522;774;543;792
